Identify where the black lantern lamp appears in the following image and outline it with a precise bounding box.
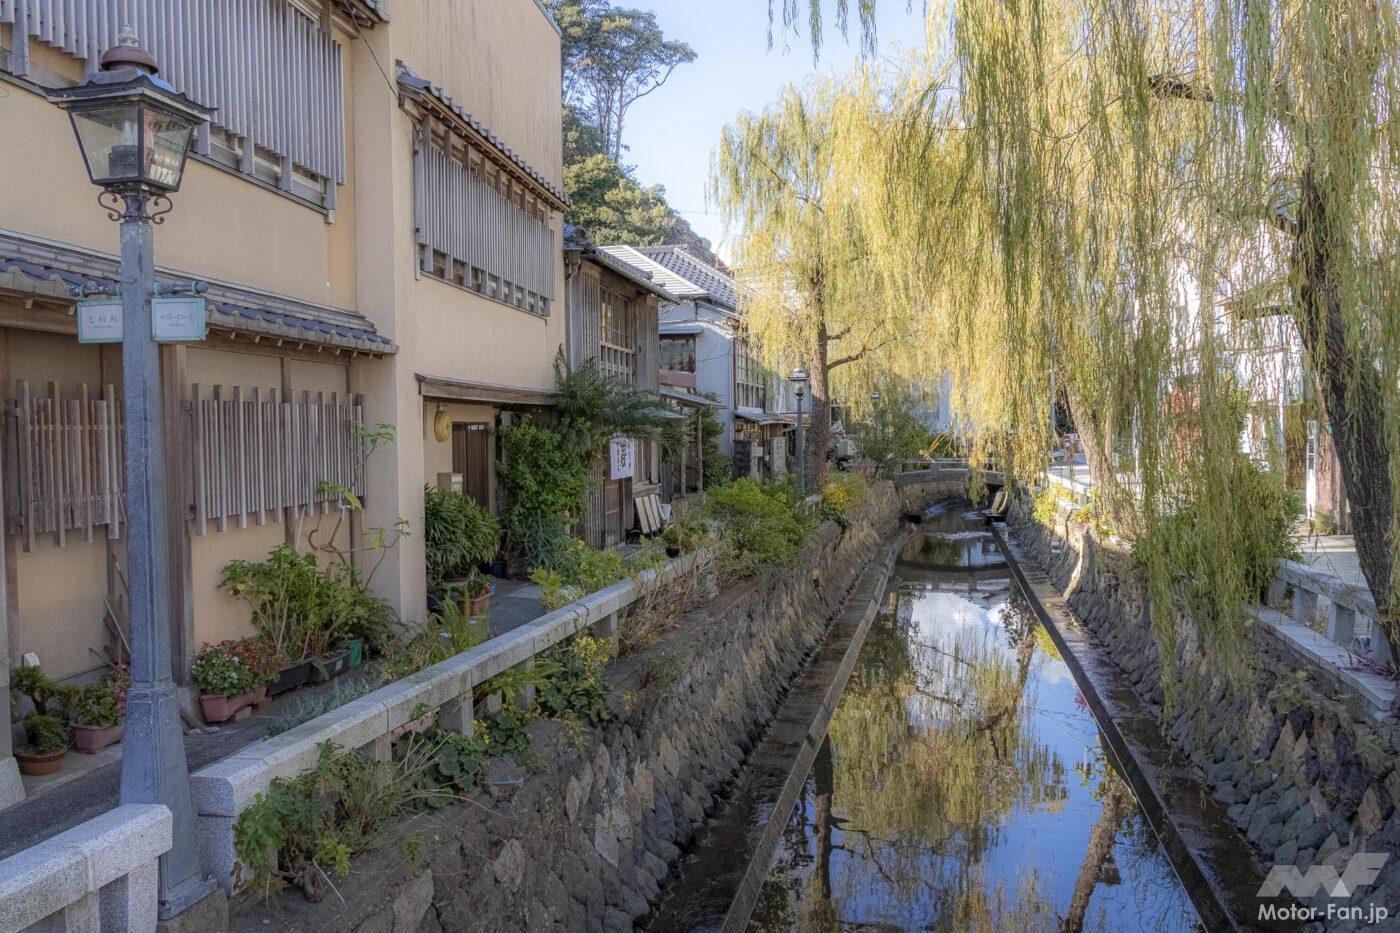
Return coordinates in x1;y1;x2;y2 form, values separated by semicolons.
48;31;212;214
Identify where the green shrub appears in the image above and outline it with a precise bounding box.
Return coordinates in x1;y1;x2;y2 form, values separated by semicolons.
192;639;279;698
820;472;870;529
233;743;407;899
222;547;389;662
23;713;67;753
10;664;74;717
1032;487;1061;527
497;422;593;570
704;479;813;578
538;636;612;726
423;486;500;590
71;666;129;728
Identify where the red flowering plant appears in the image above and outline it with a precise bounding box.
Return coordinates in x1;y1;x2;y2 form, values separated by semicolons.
192;639;278;698
72;665;130;728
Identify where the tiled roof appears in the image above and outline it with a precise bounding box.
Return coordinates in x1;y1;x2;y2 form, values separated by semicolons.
565;226;678;302
397;63;570;210
598;247;709;303
633;245;748;311
0;233;394;355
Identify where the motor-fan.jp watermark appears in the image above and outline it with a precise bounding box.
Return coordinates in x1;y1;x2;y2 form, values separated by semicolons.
1257;852;1391;925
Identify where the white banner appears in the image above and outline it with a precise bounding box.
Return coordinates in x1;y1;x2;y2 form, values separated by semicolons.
609;437;635;479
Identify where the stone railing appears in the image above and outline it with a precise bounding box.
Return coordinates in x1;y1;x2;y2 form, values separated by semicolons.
191;549;714;891
1255;557;1393;718
0;804;171;932
1268;559;1384;659
897;456;968;474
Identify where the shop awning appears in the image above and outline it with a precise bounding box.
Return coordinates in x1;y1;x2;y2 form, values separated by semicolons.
734;407;790;426
661;385;719;407
416;374;556;407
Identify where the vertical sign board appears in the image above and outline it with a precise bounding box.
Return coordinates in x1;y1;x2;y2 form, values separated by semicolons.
152;297;207;342
609;437;635;480
77;301;123;344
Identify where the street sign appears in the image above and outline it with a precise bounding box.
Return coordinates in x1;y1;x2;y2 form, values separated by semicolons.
152;296;207;342
77;300;123;343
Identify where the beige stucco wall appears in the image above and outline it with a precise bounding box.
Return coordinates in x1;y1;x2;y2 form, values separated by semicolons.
0;38;359;313
393;0;563;184
349;1;565;620
5;330;114;680
421;399;497;502
185;347;355;650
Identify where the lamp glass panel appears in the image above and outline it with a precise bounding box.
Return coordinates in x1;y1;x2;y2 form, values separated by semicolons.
144;110;194;190
70;104;142;184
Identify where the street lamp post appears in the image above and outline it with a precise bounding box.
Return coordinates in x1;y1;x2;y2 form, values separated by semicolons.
791;369;809;495
49;33;216;919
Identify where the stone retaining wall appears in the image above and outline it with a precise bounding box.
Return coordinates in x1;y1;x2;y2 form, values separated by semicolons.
232;478;964;933
1008;497;1400;928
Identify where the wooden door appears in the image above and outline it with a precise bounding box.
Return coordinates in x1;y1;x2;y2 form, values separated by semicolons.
451;422;491;508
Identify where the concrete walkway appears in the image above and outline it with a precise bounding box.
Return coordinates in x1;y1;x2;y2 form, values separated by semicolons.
1298;534;1368;590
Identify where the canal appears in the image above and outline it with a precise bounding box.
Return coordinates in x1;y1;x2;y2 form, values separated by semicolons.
654;503;1204;932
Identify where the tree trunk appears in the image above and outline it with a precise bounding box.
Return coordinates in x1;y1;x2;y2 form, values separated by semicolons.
1062;772;1134;932
807;316;833;491
1291;164;1396;661
1063;380;1133;534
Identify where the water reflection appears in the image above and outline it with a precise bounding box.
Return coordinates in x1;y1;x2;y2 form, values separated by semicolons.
750;516;1200;932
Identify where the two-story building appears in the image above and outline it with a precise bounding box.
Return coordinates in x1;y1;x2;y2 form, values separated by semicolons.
0;0;567;805
599;245;794;481
562;225;680;547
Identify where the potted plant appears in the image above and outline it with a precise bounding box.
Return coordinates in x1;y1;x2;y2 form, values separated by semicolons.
425;486;501;595
464;571;494;617
10;664;73;775
193;639;275;723
71;665;129;754
310;646;351;684
222;547;333;696
16;712;68;775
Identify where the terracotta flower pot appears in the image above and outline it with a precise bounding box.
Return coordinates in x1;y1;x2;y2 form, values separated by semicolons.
15;746;67;776
72;722;124;755
468;583;494;617
199;689;260;724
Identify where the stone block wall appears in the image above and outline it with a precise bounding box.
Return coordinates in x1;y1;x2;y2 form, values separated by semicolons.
233;479;965;933
1008;497;1400;927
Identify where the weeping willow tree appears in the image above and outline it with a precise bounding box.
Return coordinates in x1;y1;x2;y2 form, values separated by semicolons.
713;80;935;487
761;0;1400;679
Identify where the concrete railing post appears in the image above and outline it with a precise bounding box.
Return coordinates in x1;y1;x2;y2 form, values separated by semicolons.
518;658;536;710
440;691;475;739
598;611;620;659
1328;604;1357;653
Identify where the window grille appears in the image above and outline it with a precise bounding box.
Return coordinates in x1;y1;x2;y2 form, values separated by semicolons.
413;122;556;316
0;0;347;209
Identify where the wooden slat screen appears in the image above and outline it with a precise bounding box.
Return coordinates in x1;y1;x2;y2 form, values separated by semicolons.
0;0;345;206
3;382;365;546
5;381;123;550
190;385;364;535
414;124;557;316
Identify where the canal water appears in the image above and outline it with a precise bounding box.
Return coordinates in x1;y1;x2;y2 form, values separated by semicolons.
744;506;1203;932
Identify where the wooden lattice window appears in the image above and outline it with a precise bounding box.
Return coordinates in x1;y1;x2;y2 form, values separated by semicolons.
600;287;636;383
414;122;556;316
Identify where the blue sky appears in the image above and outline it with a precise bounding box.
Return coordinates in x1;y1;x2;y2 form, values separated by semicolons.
620;1;929;257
